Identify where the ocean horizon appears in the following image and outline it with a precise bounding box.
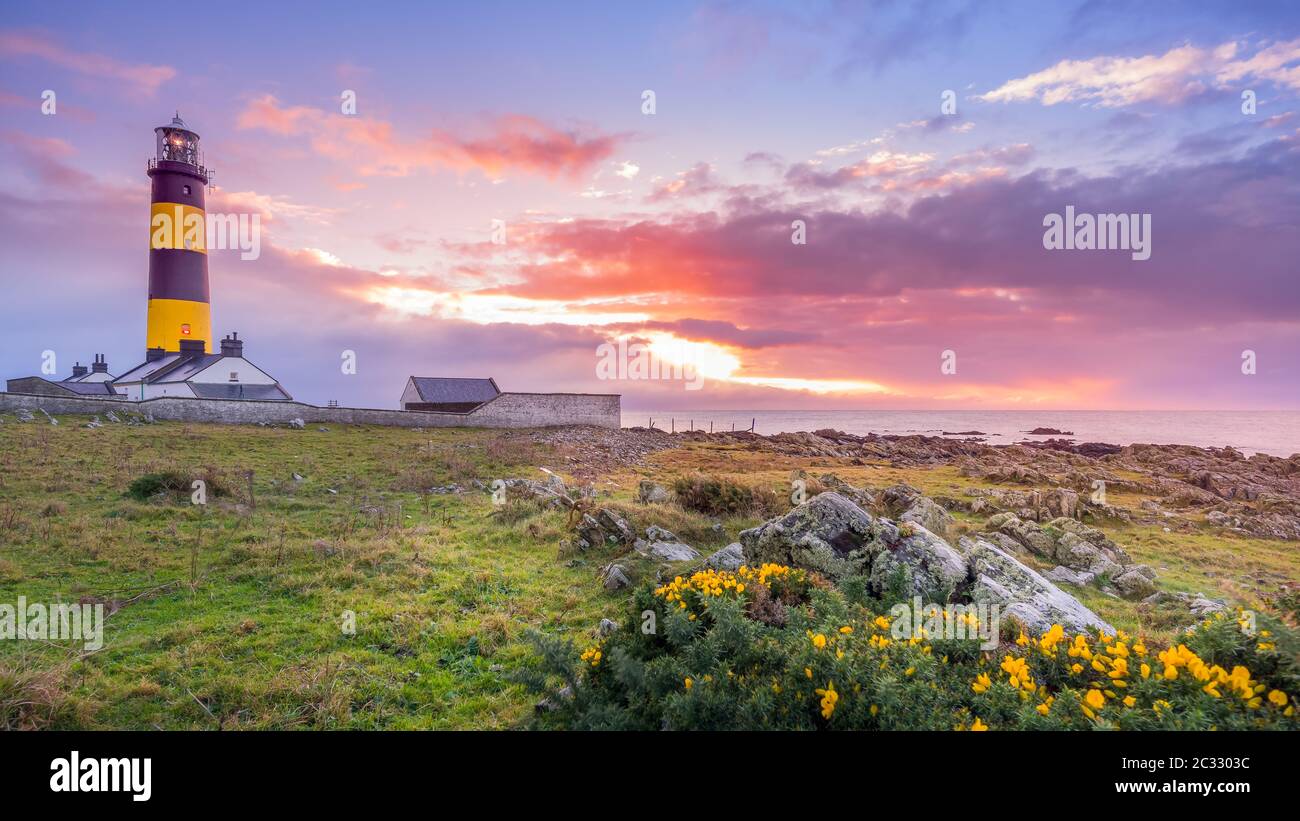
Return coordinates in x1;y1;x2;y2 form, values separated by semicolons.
621;409;1300;457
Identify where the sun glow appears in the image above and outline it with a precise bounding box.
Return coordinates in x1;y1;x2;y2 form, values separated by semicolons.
642;332;741;382
364;286;651;326
728;375;892;395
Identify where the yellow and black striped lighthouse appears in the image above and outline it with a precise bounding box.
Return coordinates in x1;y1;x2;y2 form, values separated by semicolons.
146;114;213;353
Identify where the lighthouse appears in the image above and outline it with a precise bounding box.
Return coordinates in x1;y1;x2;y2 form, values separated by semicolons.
146;114;213;353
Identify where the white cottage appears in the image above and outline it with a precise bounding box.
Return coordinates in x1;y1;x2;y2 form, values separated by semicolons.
112;333;292;401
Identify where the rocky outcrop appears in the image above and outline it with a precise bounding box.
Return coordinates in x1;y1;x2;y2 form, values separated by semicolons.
983;512;1055;557
975;512;1153;598
740;492;879;582
741;491;1115;636
876;483;955;540
960;537;1114;635
869;522;968;600
816;473;876;509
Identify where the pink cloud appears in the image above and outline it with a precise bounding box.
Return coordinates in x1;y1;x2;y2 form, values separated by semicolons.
236;95;627;180
0;30;175;95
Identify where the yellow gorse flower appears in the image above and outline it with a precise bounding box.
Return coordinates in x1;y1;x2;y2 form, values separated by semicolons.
815;682;839;720
1085;689;1106;710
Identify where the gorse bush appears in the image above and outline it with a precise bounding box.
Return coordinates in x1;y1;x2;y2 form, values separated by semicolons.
672;475;782;518
125;468;230;502
524;565;1299;730
125;471;193;501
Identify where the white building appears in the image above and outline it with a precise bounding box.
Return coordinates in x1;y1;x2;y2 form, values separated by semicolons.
112;333;292;401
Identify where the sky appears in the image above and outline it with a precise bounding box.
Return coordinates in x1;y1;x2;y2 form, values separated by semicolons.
0;0;1297;411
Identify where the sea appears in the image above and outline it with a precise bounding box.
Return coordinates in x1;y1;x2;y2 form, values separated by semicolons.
620;410;1300;458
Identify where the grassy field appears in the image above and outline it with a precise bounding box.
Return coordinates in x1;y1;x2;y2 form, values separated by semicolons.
1;416;1295;729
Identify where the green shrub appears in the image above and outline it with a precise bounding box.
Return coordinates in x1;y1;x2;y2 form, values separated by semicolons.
125;471;192;501
125;469;228;502
672;475;781;518
523;565;1300;731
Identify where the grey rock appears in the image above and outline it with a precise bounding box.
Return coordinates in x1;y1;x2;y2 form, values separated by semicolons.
961;536;1114;635
740;492;881;582
817;474;876;508
288;418;306;429
15;409;34;422
1043;566;1097;586
598;618;619;636
705;542;746;571
644;524;677;543
645;541;700;562
600;563;630;591
1113;566;1158;599
596;509;635;544
979;531;1031;557
1044;488;1081;519
637;480;671;504
1143;590;1227;618
899;496;955;539
870;523;968;600
576;509;636;550
983;512;1055;557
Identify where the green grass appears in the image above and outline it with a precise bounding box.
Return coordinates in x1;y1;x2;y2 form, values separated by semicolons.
1;415;1295;729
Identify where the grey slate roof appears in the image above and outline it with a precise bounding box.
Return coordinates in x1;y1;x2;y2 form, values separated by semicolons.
115;354;182;384
151;354;224;383
410;377;499;404
58;381;118;395
190;383;293;401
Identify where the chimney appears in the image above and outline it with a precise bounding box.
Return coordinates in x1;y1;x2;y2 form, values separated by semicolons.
220;331;244;358
91;353;109;374
70;362;88;378
145;346;166;362
178;339;206;356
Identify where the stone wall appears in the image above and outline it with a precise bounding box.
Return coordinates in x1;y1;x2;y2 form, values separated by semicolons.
0;390;620;429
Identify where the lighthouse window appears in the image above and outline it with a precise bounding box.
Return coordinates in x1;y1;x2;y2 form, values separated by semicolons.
229;371;239;382
183;185;191;195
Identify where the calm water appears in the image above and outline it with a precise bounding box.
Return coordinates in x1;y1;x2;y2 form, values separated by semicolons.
621;410;1300;457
